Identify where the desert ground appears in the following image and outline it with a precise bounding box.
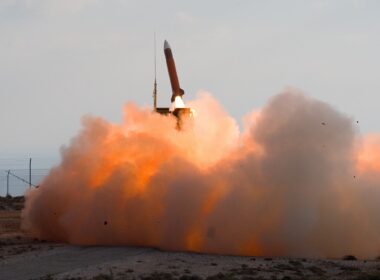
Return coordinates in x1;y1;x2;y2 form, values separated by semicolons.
1;197;379;280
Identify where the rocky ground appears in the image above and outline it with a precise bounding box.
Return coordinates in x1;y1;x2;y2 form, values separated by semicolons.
1;196;380;280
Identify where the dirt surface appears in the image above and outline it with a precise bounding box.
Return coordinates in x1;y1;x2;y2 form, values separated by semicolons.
1;197;380;280
0;195;24;211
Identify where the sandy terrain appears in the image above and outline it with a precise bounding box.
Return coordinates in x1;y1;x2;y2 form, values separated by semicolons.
1;197;380;280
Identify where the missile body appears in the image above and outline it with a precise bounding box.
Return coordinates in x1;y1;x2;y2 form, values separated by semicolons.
164;40;184;102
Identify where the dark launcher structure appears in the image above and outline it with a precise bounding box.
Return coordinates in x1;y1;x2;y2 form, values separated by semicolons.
153;40;191;122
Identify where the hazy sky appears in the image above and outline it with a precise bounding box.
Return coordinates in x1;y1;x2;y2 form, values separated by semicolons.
1;0;379;159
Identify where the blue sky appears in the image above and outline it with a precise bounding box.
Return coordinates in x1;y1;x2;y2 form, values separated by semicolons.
1;0;379;159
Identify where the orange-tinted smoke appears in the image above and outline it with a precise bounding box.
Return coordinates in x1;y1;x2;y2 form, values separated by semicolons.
357;134;380;174
22;90;380;258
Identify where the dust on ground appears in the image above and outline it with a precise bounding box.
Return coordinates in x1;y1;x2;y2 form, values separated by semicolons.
1;196;380;280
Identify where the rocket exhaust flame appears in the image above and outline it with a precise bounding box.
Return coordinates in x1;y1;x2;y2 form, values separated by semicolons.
22;90;380;258
172;96;185;110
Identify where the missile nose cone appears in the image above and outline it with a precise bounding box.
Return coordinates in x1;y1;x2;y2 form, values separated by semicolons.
164;40;171;50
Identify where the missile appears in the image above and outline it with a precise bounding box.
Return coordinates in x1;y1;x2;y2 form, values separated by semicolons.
164;40;185;103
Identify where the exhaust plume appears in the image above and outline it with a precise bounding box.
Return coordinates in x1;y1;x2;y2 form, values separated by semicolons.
22;89;380;258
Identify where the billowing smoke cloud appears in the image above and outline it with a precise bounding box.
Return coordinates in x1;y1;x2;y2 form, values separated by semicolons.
22;89;380;258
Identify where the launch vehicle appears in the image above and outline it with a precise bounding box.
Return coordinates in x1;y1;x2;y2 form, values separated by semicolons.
153;40;191;123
